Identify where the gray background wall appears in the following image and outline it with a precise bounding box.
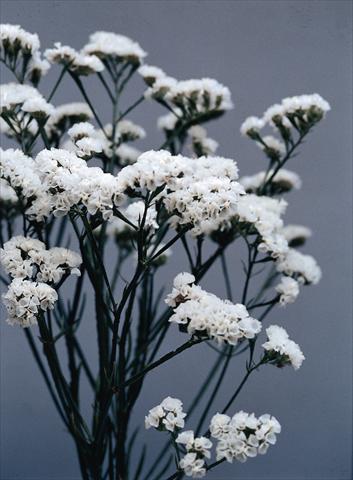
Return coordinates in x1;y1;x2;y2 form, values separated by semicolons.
1;1;352;479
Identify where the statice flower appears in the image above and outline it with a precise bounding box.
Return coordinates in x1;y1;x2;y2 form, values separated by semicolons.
145;396;186;432
176;430;212;459
210;411;281;462
166;273;261;345
189;126;219;156
1;236;82;283
115;144;141;166
240;169;301;194
240;116;265;138
281;224;312;247
0;23;40;55
262;325;305;370
45;42;104;76
83;31;147;65
45;102;93;142
256;135;286;160
118;150;244;236
67;122;105;159
263;94;330;131
32;148;125;219
157;109;181;132
275;276;300;306
2;278;58;328
179;453;206;478
0;178;18;205
276;248;322;285
138;64;166;86
236;194;289;258
0;83;54;118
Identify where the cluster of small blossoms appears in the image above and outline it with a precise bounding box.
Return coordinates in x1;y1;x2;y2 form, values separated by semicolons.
82;31;147;65
262;325;305;370
210;411;281;463
45;42;104;76
157;114;218;157
236;194;289;258
66;122;105;159
117;150;244;236
45;102;93;144
166;273;261;345
275;276;300;306
240;93;330;151
1;237;81;328
2;278;58;328
281;224;312;247
176;431;212;478
140;64;232;119
1;236;82;283
240;168;302;195
145;397;186;432
0;24;49;85
0;177;18;207
0;83;54;119
32;148;125;220
188;126;219;157
275;248;322;285
0;148;43;204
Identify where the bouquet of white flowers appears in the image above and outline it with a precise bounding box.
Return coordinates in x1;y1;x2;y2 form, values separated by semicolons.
0;24;329;479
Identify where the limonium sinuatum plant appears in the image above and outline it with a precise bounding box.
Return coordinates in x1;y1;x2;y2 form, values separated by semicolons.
0;24;329;480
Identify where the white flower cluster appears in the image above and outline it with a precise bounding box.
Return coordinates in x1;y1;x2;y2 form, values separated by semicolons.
1;236;81;328
0;83;54;118
276;248;322;285
83;31;147;65
45;102;93;141
240;169;301;194
141;65;232;118
145;397;186;432
166;273;261;345
2;278;58;328
0;24;49;84
34;148;125;219
1;236;82;282
45;42;104;76
118;150;244;236
210;411;281;463
256;135;286;157
0;178;18;205
189;126;219;156
281;224;312;247
241;93;330;138
237;194;289;258
0;148;42;205
262;325;305;370
176;431;212;478
67;122;105;159
275;276;300;306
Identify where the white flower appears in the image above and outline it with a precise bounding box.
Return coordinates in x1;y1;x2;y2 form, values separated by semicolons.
275;276;300;305
83;31;146;64
240;169;301;194
0;83;48;115
179;453;206;478
145;397;186;432
2;278;58;328
21;97;55;118
157;110;181;132
262;325;305;370
236;194;289;258
45;42;104;75
276;248;322;284
138;64;166;86
240;116;265;136
167;273;261;345
211;410;281;463
257;135;286;156
0;24;40;54
115;144;141;166
189;126;219;156
176;430;212;459
0;178;18;205
281;224;312;247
